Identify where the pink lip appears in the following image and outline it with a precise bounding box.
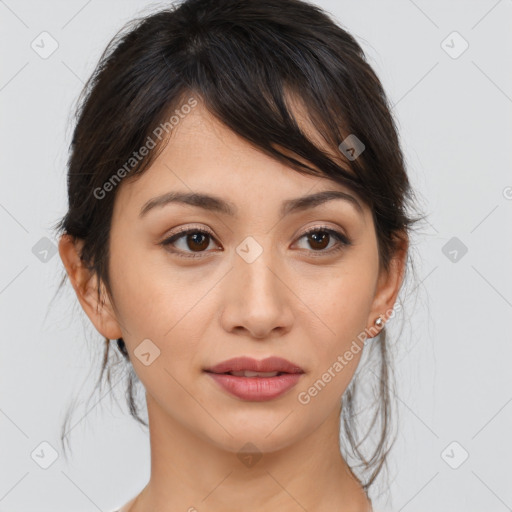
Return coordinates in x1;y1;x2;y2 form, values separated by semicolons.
205;356;304;374
204;356;305;401
206;372;303;401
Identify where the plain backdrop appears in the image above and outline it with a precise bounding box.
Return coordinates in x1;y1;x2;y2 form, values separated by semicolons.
1;0;511;511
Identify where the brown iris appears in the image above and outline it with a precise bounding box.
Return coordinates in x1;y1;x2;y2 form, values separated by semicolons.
307;231;330;251
186;232;210;252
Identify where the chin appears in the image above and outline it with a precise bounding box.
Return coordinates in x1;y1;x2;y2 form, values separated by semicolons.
197;414;307;455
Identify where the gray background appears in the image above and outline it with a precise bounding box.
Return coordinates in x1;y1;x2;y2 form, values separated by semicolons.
1;0;511;511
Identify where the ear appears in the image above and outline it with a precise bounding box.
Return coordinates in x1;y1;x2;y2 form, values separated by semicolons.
58;234;123;340
366;232;409;339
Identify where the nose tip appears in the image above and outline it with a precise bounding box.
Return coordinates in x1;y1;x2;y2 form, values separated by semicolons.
218;241;295;339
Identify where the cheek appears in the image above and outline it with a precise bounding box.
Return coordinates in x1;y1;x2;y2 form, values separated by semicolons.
107;248;211;412
295;255;378;392
302;266;377;347
293;280;373;413
107;240;206;361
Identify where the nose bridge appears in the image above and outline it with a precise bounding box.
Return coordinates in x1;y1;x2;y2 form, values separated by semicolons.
234;234;282;301
220;234;293;337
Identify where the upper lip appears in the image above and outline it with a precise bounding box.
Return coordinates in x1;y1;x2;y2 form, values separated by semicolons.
205;356;304;374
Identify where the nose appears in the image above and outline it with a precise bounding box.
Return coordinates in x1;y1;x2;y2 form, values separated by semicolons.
219;244;294;340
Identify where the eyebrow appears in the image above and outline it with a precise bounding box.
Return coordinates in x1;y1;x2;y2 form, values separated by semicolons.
139;189;364;218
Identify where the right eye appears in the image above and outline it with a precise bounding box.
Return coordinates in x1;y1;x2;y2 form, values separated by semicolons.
160;227;220;259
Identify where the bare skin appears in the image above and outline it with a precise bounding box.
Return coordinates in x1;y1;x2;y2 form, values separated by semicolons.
59;99;407;512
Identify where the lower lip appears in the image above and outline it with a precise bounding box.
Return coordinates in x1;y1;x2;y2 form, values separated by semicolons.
205;372;303;401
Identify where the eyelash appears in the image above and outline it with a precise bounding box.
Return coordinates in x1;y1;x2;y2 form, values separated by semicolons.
160;225;352;259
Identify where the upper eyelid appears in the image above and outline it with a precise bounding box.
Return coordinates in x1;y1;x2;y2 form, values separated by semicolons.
162;224;349;248
164;223;345;239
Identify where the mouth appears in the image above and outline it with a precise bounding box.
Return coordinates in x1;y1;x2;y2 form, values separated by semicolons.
203;356;304;401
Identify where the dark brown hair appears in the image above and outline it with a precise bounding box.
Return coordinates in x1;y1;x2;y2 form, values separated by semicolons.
51;0;426;496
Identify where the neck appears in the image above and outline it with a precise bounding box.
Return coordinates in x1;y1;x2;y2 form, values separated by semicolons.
128;394;372;512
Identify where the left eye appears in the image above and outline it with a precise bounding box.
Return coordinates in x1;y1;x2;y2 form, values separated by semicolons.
295;227;351;254
160;226;351;259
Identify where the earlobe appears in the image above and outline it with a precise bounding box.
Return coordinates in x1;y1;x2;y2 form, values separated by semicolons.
58;234;123;340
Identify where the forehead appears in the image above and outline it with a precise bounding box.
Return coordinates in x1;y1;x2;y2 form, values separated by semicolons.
113;101;369;223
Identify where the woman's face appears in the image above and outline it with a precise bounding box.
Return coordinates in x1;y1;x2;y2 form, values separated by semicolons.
64;100;404;454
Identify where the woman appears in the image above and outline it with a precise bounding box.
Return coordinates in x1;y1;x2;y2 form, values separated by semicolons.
55;0;424;510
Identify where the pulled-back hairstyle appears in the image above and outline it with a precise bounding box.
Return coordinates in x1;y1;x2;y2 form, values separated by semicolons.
51;0;426;496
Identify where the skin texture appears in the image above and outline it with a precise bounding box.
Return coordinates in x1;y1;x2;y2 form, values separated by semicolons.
59;100;408;512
